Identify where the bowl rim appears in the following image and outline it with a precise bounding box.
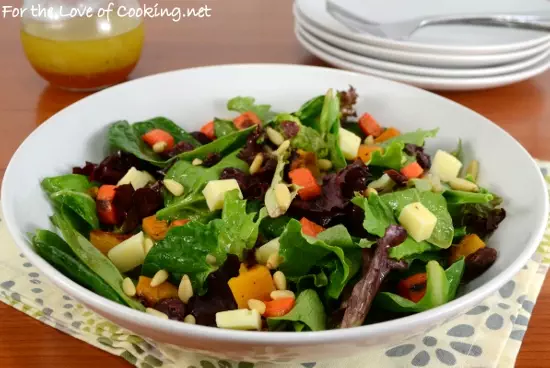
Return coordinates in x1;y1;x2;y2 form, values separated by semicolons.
2;63;548;345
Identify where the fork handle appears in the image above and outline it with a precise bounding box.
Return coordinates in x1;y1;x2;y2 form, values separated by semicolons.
421;13;550;32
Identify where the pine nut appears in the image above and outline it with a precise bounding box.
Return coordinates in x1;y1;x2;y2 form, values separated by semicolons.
275;183;291;211
206;254;217;265
184;314;196;324
192;158;203;166
150;269;169;287
275;140;290;156
146;308;169;319
273;271;287;290
122;277;136;297
163;179;184;197
364;135;374;145
266;253;281;270
249;153;264;175
152;141;167;153
248;299;267;314
449;177;479;192
365;187;378;197
270;290;295;300
178;274;193;304
266;127;285;146
143;236;155;255
317;159;333;171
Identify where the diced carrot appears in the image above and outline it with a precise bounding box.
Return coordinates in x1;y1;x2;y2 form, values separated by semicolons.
300;217;325;238
374;127;401;143
200;121;216;140
97;185;117;201
358;113;383;138
289;168;322;200
400;161;424;179
357;145;383;163
233;111;261;130
97;185;118;225
263;298;296;317
397;273;427;303
171;219;190;228
142;215;170;241
141;129;175;150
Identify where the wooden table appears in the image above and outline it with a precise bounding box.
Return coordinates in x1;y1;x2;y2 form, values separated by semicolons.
1;1;549;366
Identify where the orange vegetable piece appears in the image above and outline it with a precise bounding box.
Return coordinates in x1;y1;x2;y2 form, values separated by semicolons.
289;168;322;200
141;129;175;150
233;111;261;130
96;185;117;225
357;145;383;163
89;230;130;255
374;127;401;143
358;113;383;138
400;161;424;179
170;219;190;228
200;121;216;140
136;276;179;306
449;234;486;264
300;217;325;238
228;265;275;309
239;263;248;275
397;273;427;303
142;215;170;241
263;298;296;317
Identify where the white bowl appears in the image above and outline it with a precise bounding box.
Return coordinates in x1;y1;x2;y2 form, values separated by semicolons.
2;64;547;363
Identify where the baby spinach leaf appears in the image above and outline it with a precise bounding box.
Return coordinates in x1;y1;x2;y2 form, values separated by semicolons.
375;259;464;313
158;151;249;220
380;128;439;147
213;118;238;138
108;121;166;166
294;95;324;128
142;221;225;295
41;175;99;231
227;96;273;121
32;230;126;305
380;189;454;248
175;125;256;162
352;195;395;237
216;190;267;259
368;141;405;170
388;237;438;260
319;89;340;138
51;210;145;310
267;289;326;331
260;216;292;239
132;117;200;146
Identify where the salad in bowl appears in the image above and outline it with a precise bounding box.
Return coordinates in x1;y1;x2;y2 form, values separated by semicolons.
32;87;506;332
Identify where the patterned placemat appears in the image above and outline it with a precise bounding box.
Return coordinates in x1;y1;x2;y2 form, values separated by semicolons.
1;162;550;368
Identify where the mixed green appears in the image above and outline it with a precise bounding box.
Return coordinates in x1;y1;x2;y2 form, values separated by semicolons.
33;87;506;331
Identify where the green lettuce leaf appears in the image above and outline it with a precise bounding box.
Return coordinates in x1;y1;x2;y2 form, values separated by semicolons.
351;195;395;237
267;289;326;331
291;125;329;158
375;259;464;313
142;221;225;295
216;190;267;258
380;128;439;147
227;96;273;121
368;141;405;170
294;95;324;129
444;190;493;205
288;271;329;293
388;237;438;260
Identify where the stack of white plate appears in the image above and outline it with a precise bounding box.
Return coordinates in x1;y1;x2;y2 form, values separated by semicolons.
294;0;550;91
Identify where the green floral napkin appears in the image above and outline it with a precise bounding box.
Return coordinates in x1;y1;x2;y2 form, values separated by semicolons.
1;162;550;368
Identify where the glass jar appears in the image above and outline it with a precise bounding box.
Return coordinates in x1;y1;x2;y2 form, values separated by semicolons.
21;0;145;91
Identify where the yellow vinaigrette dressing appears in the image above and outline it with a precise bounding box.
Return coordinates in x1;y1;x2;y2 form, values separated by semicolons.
21;14;144;90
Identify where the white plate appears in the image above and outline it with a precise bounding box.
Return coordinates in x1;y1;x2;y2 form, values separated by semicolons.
2;64;548;362
296;26;550;91
297;0;550;55
296;22;550;78
296;7;550;68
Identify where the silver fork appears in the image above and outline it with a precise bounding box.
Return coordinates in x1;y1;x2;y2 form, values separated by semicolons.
326;0;550;40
